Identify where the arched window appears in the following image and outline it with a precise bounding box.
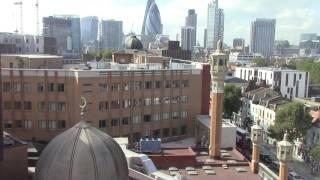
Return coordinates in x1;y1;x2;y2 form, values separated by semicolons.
219;59;223;66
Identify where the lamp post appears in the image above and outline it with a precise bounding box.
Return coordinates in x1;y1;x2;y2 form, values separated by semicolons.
250;121;263;173
277;133;293;180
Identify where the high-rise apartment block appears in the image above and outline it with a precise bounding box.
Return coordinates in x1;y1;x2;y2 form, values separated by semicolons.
100;20;124;50
81;16;99;52
206;0;224;49
233;38;245;51
250;18;276;58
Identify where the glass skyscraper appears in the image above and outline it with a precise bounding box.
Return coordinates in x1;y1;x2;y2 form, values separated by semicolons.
141;0;162;37
100;20;124;49
206;0;224;49
81;16;99;46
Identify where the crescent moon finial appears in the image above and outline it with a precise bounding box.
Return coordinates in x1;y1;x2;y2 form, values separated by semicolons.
80;97;87;118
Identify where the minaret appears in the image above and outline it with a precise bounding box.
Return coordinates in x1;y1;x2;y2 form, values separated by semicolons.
277;133;293;180
250;121;263;173
209;40;227;159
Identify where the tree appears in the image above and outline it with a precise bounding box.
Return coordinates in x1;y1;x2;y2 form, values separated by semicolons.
96;49;114;60
289;58;320;84
253;57;269;67
224;85;242;117
269;102;312;141
311;144;320;162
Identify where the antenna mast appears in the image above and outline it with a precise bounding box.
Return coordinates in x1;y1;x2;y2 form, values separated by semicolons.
35;0;40;36
14;1;23;34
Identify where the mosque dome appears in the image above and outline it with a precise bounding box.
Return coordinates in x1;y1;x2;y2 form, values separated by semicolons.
35;121;128;180
125;35;143;50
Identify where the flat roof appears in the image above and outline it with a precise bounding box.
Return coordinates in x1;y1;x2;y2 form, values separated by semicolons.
1;54;63;59
196;115;236;129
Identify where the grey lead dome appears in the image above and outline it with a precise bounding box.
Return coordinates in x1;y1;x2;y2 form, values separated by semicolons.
35;121;128;180
125;35;143;50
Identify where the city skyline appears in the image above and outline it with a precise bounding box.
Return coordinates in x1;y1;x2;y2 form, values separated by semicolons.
0;0;319;46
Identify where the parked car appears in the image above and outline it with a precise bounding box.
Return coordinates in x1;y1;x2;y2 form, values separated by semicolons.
288;171;304;180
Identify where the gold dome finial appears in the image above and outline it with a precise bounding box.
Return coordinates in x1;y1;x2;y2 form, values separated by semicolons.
80;97;87;118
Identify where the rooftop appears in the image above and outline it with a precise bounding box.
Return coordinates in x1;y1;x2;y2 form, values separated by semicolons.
196;115;237;129
3;131;27;148
1;54;63;59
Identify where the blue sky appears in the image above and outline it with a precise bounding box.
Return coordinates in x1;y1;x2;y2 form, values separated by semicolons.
0;0;319;46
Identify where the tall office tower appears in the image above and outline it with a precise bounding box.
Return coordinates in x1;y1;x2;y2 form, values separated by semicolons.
233;38;245;50
55;15;81;55
181;26;196;51
204;28;207;48
209;40;227;158
206;0;224;49
141;0;162;37
185;9;197;49
81;16;99;46
101;20;124;49
250;18;276;58
43;16;72;55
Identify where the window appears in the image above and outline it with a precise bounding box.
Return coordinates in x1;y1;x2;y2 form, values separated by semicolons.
111;83;121;91
172;80;180;88
133;82;142;90
3;82;11;92
24;101;32;110
4;121;13;129
172;112;179;119
153;129;161;138
122;99;131;108
82;83;92;87
155;81;162;88
122;117;129;125
37;83;45;92
38;101;46;111
14;101;22;110
171;96;179;104
163;128;170;138
144;98;152;106
132;116;141;124
180;96;188;103
163;112;170;120
299;74;302;80
133;99;142;107
23;120;32;129
111;118;120;127
153;97;160;105
181;111;188;118
48;83;55;92
99;101;108;111
15;120;23;128
57;120;66;129
144;115;152;123
13;83;21;93
48;120;57;129
293;74;296;86
181;80;189;88
123;83;130;91
99;120;107;128
285;74;289;86
111;100;120;109
23;83;32;93
99;83;108;92
181;126;187;135
57;83;64;92
4;101;12;110
152;114;160;122
163;97;170;104
48;102;65;112
145;81;152;89
165;81;171;88
172;128;178;136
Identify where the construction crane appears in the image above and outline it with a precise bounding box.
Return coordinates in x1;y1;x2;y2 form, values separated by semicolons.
14;1;23;34
35;0;40;36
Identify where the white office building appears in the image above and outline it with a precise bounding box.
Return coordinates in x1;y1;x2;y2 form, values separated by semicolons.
229;52;262;64
235;67;310;99
0;33;44;54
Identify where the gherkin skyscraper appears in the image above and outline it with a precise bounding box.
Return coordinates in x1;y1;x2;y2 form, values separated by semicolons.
141;0;162;37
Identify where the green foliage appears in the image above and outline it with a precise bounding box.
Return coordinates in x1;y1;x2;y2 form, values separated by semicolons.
96;49;114;60
224;85;242;117
253;57;269;67
269;102;312;141
311;144;320;161
289;58;320;84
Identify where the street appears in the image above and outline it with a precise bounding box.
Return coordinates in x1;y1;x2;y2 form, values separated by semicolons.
261;143;319;180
